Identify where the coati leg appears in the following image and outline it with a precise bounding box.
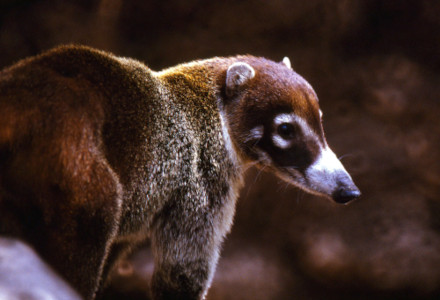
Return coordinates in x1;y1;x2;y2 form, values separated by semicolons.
19;159;122;300
0;159;122;299
49;176;122;300
150;199;221;300
40;197;121;299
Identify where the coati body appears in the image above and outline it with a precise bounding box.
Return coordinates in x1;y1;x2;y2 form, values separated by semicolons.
0;46;360;299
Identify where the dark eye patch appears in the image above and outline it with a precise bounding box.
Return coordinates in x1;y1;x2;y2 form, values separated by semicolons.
277;123;295;139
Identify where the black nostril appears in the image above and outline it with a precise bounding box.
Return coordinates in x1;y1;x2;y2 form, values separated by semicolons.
332;188;361;204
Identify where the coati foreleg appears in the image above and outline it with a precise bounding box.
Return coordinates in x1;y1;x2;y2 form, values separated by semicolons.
30;158;123;300
150;198;221;300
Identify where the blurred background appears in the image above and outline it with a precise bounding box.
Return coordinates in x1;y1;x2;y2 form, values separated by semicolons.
1;0;439;299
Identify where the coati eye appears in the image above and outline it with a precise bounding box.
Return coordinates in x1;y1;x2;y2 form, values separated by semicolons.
277;123;295;139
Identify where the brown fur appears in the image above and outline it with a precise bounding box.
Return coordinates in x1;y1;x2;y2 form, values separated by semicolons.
0;45;348;299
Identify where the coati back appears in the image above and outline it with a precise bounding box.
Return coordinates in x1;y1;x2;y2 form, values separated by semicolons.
0;45;360;299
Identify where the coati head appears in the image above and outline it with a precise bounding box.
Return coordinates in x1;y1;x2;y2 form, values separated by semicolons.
222;56;360;204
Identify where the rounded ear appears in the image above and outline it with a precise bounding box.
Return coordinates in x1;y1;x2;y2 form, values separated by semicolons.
225;62;255;97
282;56;292;69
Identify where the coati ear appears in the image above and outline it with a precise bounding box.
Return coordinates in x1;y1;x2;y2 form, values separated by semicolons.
226;62;255;98
282;56;292;69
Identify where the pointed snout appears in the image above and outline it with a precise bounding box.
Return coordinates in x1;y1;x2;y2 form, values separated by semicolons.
303;146;361;204
332;186;361;204
331;172;361;204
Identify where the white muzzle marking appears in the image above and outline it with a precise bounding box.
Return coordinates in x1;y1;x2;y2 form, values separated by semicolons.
305;146;351;196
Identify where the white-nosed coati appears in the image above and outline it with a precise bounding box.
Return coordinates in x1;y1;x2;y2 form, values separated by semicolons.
0;45;360;299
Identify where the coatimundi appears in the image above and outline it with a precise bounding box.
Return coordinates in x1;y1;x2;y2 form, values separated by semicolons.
0;45;360;299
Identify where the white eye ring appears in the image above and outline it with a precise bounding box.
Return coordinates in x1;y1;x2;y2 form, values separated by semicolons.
274;113;294;126
272;114;296;149
271;112;322;149
272;133;293;149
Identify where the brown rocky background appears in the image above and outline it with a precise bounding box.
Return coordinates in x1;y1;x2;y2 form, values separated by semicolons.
1;0;439;299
